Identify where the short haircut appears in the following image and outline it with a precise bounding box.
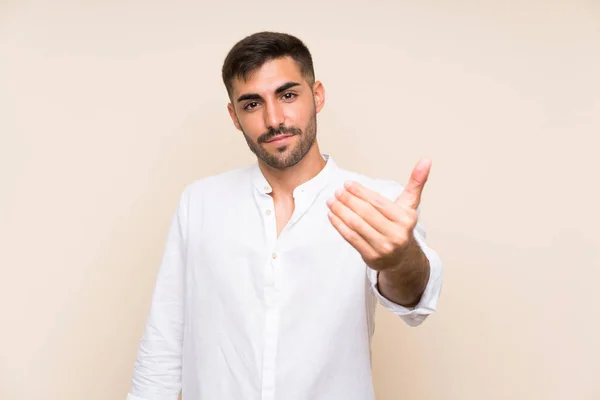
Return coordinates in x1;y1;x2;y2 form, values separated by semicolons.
222;31;315;98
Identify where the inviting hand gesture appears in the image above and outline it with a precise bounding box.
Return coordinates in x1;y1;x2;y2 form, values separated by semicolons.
327;159;432;272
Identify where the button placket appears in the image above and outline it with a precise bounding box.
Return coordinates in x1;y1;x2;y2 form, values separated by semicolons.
262;253;279;400
254;189;280;400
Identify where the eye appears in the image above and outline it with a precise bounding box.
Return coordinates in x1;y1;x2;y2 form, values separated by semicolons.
282;92;297;100
243;101;259;110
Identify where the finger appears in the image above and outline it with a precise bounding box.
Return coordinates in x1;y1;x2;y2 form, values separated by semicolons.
342;181;404;223
327;210;378;261
333;186;401;236
327;196;386;250
395;158;431;210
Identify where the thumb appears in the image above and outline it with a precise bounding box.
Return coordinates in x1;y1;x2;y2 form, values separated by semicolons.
395;158;432;210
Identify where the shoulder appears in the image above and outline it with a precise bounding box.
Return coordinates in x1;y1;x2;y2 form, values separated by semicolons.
180;163;255;203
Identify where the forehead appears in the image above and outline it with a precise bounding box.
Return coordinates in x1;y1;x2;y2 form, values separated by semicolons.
231;57;306;97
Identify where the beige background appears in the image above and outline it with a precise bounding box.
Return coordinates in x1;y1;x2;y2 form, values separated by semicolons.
1;1;599;399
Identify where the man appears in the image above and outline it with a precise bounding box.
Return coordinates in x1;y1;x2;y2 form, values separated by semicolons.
126;31;443;400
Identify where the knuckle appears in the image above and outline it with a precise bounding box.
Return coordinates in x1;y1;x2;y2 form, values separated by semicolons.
346;230;361;243
399;210;417;227
380;241;395;255
346;215;361;231
390;232;406;247
408;209;418;221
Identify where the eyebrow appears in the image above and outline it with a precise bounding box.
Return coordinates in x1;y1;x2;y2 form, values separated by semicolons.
236;81;301;103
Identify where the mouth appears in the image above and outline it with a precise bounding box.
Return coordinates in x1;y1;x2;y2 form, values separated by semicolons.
265;134;295;144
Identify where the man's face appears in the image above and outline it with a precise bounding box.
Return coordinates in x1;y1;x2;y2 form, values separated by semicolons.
227;56;325;169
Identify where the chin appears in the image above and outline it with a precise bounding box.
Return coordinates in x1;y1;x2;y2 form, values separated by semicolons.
273;144;290;153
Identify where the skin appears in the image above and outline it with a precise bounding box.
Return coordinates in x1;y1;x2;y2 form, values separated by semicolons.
227;56;430;307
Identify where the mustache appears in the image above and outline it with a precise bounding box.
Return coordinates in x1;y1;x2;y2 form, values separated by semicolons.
258;125;303;144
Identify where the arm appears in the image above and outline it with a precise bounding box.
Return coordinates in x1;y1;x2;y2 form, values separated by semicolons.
367;215;443;326
377;233;430;307
127;188;189;400
328;159;443;326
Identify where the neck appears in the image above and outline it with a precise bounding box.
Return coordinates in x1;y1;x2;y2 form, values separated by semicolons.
257;142;327;196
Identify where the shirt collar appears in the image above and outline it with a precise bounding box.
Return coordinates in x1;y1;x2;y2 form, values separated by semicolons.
251;153;337;197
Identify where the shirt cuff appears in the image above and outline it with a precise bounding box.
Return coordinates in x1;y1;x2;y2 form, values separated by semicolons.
367;225;443;327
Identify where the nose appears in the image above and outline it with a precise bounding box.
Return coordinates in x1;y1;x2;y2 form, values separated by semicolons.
264;99;285;130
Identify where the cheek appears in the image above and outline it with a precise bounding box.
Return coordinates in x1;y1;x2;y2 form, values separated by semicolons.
238;113;265;136
286;101;312;127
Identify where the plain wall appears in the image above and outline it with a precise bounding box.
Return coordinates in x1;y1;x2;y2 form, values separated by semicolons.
1;1;599;399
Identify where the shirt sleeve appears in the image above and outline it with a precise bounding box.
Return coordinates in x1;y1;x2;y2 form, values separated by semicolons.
126;187;190;400
367;181;443;327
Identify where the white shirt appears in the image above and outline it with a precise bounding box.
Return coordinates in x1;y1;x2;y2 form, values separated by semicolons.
126;154;443;400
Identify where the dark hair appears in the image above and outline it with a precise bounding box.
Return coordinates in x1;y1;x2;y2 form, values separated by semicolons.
221;31;315;98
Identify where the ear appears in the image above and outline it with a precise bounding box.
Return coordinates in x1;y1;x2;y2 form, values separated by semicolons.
227;103;242;131
312;81;325;113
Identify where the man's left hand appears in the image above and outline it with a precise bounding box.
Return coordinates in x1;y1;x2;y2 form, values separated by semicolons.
327;159;432;271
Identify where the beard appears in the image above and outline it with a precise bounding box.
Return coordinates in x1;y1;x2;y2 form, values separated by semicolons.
241;108;317;170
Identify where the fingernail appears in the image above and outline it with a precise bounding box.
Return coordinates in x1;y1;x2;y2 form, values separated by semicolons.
344;181;352;189
335;188;344;197
326;198;335;206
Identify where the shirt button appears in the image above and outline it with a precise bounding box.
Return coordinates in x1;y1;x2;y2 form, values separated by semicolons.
264;185;270;191
272;253;277;259
265;209;272;215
